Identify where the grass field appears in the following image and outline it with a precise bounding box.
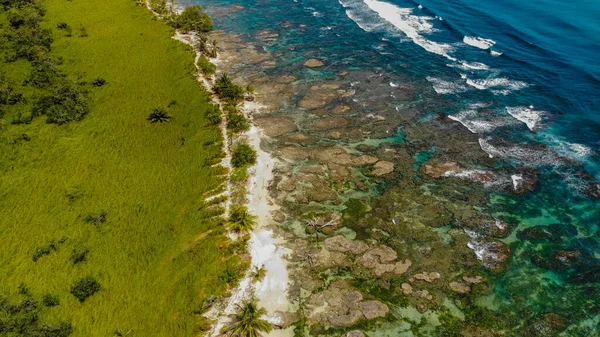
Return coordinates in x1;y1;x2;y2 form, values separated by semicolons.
0;0;243;335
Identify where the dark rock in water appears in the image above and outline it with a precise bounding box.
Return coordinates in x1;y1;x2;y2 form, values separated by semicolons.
586;183;600;199
511;168;539;194
355;144;376;153
527;313;567;336
517;223;578;243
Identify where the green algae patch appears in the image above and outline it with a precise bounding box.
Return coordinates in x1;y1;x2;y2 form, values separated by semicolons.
0;0;242;335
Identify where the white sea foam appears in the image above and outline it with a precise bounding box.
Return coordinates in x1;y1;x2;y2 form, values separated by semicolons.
426;76;468;95
449;61;490;71
511;174;523;191
463;36;496;50
540;133;594;161
506;106;545;131
390;82;399;87
359;0;455;59
490;50;503;57
478;138;562;165
466;77;528;92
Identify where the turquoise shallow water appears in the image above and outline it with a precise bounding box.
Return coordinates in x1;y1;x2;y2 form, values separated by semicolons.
185;0;600;332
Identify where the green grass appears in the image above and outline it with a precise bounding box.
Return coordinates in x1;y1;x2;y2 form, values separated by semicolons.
0;0;243;335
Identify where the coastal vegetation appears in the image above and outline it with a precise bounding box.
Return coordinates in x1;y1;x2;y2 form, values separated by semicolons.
0;0;250;335
222;299;272;337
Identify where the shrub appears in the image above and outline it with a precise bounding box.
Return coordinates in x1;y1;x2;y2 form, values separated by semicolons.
84;211;107;227
204;103;221;125
56;22;69;30
231;143;256;168
228;205;256;232
148;107;172;123
170;5;213;33
0;294;72;336
91;77;106;87
43;294;60;307
26;58;63;88
214;73;245;104
197;55;216;75
226;109;250;133
33;242;57;262
222;299;272;337
71;248;89;265
78;25;88;37
32;79;89;125
70;276;101;303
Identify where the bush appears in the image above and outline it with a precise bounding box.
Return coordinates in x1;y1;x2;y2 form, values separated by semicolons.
84;211;107;227
33;242;57;262
91;77;106;87
170;6;213;33
226;107;250;133
71;248;89;265
70;276;101;303
197;55;216;75
204;103;221;125
214;73;245;104
42;294;60;307
148;107;172;123
56;22;69;30
231;143;257;168
32;79;89;125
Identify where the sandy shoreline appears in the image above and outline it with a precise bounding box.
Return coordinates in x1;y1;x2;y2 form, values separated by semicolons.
167;16;294;336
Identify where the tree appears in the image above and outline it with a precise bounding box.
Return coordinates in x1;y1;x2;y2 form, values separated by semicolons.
249;265;267;283
231;143;257;168
32;79;89;125
223;299;272;337
148;107;172;123
171;5;213;33
228;206;256;233
214;73;245;104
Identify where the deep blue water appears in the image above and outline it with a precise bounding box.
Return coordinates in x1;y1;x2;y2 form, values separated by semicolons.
186;0;600;331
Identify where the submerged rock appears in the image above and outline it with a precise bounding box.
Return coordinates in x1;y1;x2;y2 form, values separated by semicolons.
358;246;412;276
423;161;461;178
253;116;297;137
323;235;369;254
463;275;484;284
411;271;441;283
370;161;395;176
449;281;471;294
307;281;389;326
304;58;324;67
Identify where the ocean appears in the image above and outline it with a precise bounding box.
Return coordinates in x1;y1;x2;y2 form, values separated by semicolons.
185;0;600;334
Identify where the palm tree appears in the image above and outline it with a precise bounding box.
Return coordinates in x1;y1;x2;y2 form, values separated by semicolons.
148;108;172;123
228;206;256;233
223;299;272;337
249;265;267;283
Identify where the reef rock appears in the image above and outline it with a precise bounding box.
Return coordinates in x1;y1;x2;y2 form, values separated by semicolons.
307;281;389;326
423;161;461;178
313;117;349;131
343;331;365;337
411;271;441;283
324;235;369;255
359;300;389;320
358;246;412;276
401;283;413;295
370;161;395;176
462;275;484;284
332;105;351;114
253;116;297;137
304;58;324;67
449;281;471;294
